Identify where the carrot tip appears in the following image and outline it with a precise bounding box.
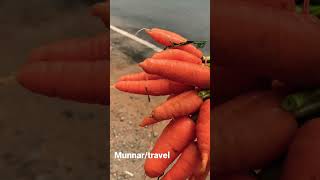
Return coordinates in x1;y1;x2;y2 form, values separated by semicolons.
200;154;209;173
138;62;145;68
135;28;149;36
140;116;158;127
189;175;196;180
139;121;147;127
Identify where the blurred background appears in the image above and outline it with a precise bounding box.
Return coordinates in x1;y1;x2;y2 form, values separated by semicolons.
0;0;107;179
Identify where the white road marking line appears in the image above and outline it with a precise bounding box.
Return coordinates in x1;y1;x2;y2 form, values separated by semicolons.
110;25;162;52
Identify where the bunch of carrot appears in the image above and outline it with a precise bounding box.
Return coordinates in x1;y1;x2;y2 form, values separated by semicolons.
115;28;210;179
16;2;109;105
213;0;320;179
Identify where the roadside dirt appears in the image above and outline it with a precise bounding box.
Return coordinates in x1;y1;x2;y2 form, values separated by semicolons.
110;30;168;180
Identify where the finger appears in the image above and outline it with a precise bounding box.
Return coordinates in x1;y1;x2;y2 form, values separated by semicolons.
90;1;109;26
213;65;271;105
213;0;320;87
17;61;109;105
28;33;109;63
213;91;297;174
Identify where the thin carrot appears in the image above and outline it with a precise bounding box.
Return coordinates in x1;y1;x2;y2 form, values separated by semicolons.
139;58;210;89
17;61;109;105
213;64;271;105
139;117;158;127
196;99;211;172
114;79;193;96
166;94;177;100
161;142;201;180
118;72;162;81
144;116;195;178
213;91;297;174
190;163;210;180
151;90;204;121
90;1;108;26
145;28;203;58
152;49;202;64
214;0;320;87
28;33;108;63
139;91;206;127
281;118;320;179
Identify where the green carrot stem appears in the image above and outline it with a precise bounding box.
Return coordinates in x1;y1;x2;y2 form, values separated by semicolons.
293;101;320;119
198;90;210;100
282;93;311;112
281;89;320;112
167;40;207;49
281;88;320;120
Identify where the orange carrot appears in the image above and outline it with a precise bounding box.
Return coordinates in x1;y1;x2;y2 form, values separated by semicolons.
213;64;271;105
213;91;297;174
161;142;201;180
28;33;108;63
114;79;193;96
166;94;177;100
139;58;210;89
196;166;210;180
140;92;202;127
90;1;108;26
281;118;320;180
17;61;108;105
196;99;211;172
139;117;158;127
152;49;202;64
118;72;162;81
144;117;195;178
145;28;203;58
190;163;210;180
213;0;320;88
152;90;204;121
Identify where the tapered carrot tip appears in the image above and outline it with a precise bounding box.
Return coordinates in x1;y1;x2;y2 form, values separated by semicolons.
114;82;121;90
144;28;152;34
16;63;42;92
139;117;158;127
200;153;209;173
138;61;145;68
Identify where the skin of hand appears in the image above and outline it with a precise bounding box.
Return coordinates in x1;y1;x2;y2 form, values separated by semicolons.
17;1;109;105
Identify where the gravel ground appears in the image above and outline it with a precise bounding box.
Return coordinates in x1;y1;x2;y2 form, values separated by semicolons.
110;30;168;180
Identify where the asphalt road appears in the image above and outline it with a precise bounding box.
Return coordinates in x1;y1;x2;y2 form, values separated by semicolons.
110;0;210;54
